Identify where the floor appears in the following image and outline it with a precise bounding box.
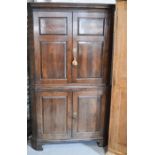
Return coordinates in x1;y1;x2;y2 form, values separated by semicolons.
27;141;106;155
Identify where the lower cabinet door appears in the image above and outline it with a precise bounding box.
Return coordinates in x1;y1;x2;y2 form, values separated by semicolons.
36;91;72;140
72;89;106;140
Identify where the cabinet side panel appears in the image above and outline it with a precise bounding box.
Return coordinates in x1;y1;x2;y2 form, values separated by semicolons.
108;1;127;155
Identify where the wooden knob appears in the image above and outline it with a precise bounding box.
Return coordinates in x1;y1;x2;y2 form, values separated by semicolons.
72;57;78;66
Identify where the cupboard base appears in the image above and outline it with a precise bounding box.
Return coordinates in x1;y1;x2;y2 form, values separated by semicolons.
31;139;43;151
31;137;106;151
97;139;105;147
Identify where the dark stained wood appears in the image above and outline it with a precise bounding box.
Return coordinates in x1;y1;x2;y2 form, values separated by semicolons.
42;97;67;134
27;2;114;150
107;1;127;155
36;91;72;140
78;42;103;78
33;11;72;84
28;2;115;9
41;42;67;79
72;11;113;84
32;84;108;95
78;18;104;35
40;17;67;35
72;89;106;140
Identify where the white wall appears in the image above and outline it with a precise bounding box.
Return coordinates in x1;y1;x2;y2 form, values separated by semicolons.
29;0;116;4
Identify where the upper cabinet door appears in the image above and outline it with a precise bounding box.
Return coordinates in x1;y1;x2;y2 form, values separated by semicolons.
72;11;113;84
33;11;72;84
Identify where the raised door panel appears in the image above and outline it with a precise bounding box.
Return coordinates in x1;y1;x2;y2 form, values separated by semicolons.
77;96;100;132
72;89;106;140
42;97;66;134
77;42;103;78
72;11;113;84
41;42;66;79
33;11;72;84
78;18;105;35
39;17;67;35
35;91;72;140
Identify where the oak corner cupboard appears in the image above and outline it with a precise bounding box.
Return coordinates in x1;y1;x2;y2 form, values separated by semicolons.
28;2;114;150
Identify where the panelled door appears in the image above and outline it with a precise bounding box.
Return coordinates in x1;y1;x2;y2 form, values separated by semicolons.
35;89;106;140
33;10;112;85
72;11;112;84
35;91;72;140
72;89;106;139
33;11;72;84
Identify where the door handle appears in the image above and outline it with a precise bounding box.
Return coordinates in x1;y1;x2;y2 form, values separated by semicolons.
72;48;78;66
72;57;78;66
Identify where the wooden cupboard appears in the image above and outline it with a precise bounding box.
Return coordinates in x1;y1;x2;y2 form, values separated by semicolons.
28;3;114;150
